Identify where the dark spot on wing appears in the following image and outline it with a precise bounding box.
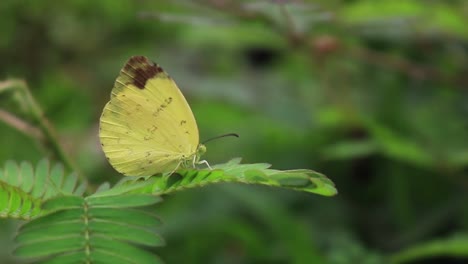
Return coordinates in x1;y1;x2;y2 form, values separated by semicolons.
124;56;163;89
148;125;158;133
180;120;187;126
152;97;174;117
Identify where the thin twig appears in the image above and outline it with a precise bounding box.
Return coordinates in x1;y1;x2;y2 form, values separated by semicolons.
0;79;20;93
278;2;302;45
351;47;440;81
0;108;43;140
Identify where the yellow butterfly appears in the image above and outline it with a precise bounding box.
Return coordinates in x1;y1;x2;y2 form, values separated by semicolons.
99;56;206;176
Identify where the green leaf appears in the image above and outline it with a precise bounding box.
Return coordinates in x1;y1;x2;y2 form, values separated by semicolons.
89;208;161;227
321;140;378;160
18;209;84;233
15;235;84;258
366;122;433;167
88;221;164;246
341;1;424;23
103;158;337;197
19;161;34;193
86;194;162;207
90;237;163;264
390;235;468;264
43;196;84;211
0;160;87;220
0;181;41;219
62;172;80;194
37;251;87;264
15;194;164;263
16;221;84;244
341;0;468;39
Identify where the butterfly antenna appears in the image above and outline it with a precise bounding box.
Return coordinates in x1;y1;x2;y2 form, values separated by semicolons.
202;133;239;144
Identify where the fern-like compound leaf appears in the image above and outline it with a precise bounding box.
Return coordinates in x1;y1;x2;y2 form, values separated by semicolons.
14;194;164;263
0;160;85;220
97;158;337;197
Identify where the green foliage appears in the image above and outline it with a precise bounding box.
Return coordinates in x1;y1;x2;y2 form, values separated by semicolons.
1;0;468;263
0;160;85;220
341;0;468;38
102;158;336;197
390;235;468;264
0;156;335;263
15;194;164;264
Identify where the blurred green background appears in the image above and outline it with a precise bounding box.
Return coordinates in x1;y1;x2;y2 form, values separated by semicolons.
1;0;468;263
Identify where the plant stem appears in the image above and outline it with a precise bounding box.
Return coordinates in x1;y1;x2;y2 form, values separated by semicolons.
0;108;43;140
278;2;301;44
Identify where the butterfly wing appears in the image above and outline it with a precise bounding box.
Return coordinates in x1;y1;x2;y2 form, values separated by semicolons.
99;56;199;176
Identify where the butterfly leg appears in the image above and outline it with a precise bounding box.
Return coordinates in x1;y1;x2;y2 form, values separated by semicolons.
197;160;212;170
166;160;183;177
191;153;212;170
192;155;197;168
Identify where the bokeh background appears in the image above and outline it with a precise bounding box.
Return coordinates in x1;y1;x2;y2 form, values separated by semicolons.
1;0;468;263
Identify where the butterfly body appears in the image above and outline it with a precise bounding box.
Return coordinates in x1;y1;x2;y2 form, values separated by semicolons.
100;56;204;176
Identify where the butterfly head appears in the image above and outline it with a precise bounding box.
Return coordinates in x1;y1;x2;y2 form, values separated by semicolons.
197;144;207;157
